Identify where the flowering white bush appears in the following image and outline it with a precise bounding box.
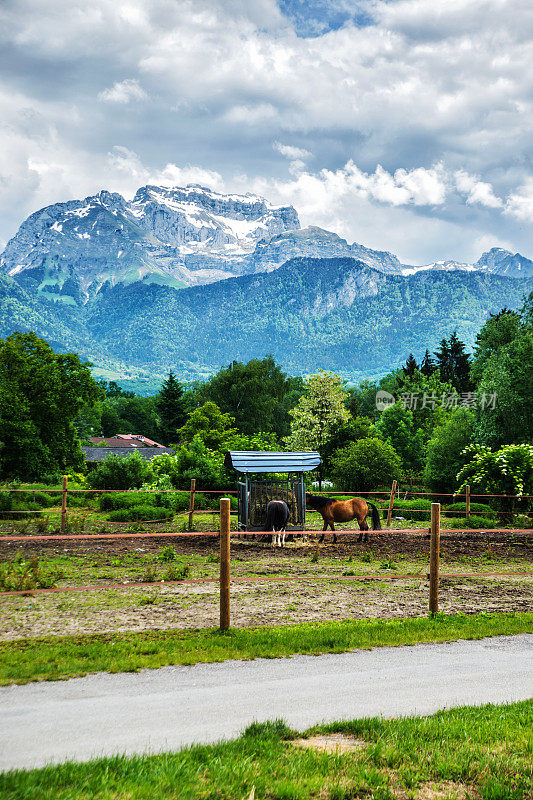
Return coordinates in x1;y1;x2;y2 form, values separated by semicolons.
457;444;533;498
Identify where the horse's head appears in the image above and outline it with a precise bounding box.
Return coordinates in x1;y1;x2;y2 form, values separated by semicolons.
305;493;319;509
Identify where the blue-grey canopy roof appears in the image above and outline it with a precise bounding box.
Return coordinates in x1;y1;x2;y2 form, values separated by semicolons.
224;451;321;473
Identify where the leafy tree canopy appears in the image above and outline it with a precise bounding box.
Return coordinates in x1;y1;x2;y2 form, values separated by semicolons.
330;438;402;491
191;356;304;438
377;402;425;476
0;332;101;480
177;402;238;451
472;299;533;447
285;371;350;454
423;407;474;494
457;443;533;498
470;308;522;386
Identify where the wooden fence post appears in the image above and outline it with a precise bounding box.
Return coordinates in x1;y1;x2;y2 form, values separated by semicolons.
60;475;68;532
386;480;397;528
466;485;470;520
188;479;196;530
429;502;440;615
219;497;231;631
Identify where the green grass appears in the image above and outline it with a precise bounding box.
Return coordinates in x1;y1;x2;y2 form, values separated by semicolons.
0;612;531;686
1;701;531;798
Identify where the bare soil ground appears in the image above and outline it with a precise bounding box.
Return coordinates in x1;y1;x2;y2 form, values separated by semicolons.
0;531;531;641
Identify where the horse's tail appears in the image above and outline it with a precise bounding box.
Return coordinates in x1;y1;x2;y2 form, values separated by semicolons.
368;502;381;530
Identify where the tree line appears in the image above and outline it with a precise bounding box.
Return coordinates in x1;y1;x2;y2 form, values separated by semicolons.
0;292;531;499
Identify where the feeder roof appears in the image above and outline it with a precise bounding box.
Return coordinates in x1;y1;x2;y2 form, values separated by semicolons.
224;451;321;473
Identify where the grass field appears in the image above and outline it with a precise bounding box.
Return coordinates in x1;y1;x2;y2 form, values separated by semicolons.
0;611;531;685
1;700;531;798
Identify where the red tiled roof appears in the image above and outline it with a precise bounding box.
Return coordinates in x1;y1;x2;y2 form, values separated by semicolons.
88;435;166;448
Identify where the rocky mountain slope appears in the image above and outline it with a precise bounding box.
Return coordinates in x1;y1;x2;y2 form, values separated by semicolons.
0;185;300;303
1;184;532;383
3;184;532;310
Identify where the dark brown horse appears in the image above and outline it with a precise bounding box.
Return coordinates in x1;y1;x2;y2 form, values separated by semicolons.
306;493;381;543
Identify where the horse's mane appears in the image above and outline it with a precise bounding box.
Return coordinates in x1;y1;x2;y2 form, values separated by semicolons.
306;493;336;508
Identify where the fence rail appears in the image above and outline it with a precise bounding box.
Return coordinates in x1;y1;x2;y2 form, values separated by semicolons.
1;497;531;626
1;477;531;533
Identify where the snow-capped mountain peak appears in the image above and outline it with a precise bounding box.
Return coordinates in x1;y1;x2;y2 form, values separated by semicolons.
1;184;531;308
0;184;300;302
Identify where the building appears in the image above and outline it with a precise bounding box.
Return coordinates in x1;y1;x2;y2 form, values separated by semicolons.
82;434;173;466
88;434;166;448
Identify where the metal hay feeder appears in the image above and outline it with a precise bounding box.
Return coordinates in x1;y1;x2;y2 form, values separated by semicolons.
224;451;321;531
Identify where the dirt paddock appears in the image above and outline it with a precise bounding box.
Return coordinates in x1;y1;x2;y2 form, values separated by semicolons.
0;530;531;641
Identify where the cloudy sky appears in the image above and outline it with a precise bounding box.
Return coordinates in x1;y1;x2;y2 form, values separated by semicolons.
1;0;532;264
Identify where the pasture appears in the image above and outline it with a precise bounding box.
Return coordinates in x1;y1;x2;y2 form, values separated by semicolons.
0;486;531;681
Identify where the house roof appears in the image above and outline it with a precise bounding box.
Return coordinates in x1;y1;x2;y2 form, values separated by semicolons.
224;451;321;474
82;446;173;462
89;435;166;448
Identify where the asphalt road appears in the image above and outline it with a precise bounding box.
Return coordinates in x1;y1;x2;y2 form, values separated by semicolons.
1;634;532;771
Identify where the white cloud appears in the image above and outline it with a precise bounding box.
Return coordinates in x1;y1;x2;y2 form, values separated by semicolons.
505;178;533;222
273;142;312;160
0;0;532;261
98;79;147;104
455;170;503;208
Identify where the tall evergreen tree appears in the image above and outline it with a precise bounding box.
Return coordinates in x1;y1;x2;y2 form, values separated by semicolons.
402;353;418;378
420;349;437;376
434;331;472;392
156;371;187;445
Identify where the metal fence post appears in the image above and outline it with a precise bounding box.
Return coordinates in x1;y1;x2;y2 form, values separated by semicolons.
429;502;440;614
60;475;68;532
386;479;397;528
219;497;231;631
466;485;470;520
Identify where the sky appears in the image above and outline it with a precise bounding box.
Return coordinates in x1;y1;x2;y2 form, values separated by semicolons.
0;0;532;265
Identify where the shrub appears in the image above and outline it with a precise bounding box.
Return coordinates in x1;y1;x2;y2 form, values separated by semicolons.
140;564;158;583
0;494;13;514
87;451;153;490
1;501;43;520
0;558;64;591
449;515;496;529
330;438;402;491
34;491;57;507
13;491;57;508
159;546;176;562
99;491;171;512
382;498;433;521
107;505;173;523
444;501;495;517
169;491;192;512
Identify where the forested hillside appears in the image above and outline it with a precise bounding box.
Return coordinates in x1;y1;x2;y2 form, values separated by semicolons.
87;257;532;378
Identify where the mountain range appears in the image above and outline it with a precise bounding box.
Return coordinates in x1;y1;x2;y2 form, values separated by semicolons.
0;184;532;388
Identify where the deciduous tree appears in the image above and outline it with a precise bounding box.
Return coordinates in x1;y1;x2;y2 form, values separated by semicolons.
0;332;101;479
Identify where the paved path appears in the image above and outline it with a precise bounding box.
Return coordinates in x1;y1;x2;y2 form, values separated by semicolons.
1;634;532;771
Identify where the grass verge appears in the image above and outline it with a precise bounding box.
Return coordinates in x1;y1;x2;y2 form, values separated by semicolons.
1;701;532;799
0;612;531;686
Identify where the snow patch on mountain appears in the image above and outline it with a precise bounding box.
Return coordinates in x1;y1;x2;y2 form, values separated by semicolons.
1;184;531;308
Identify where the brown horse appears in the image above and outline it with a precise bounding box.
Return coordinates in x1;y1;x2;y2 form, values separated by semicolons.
306;493;381;543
